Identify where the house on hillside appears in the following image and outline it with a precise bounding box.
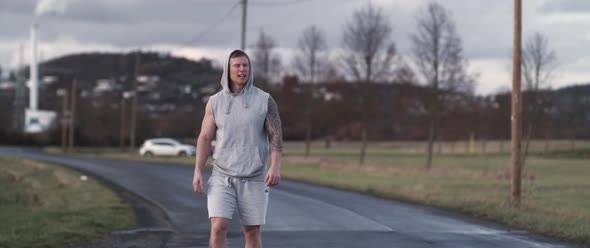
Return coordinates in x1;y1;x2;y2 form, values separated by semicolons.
94;79;116;93
0;80;16;90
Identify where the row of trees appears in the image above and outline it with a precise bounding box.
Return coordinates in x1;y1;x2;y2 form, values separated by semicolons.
1;68;584;149
249;2;568;167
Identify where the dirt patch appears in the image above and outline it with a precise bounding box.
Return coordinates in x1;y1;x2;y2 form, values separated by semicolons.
52;170;80;189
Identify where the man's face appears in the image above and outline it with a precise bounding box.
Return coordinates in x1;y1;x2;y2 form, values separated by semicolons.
229;56;249;87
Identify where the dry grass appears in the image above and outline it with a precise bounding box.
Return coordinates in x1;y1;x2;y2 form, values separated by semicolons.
0;157;135;248
283;156;536;180
281;152;590;246
285;139;590;155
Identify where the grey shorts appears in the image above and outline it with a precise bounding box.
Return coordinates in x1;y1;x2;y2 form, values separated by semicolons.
207;175;269;226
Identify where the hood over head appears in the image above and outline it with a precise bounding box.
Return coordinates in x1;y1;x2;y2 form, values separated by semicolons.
220;49;255;93
220;49;254;114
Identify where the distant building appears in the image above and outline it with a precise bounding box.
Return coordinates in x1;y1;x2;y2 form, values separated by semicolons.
137;75;160;92
94;79;116;93
0;81;16;90
24;109;56;134
42;75;58;85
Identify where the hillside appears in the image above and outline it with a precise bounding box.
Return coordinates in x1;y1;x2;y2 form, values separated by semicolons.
36;51;221;96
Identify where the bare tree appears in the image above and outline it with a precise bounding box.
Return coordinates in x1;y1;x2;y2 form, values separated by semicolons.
294;25;328;157
253;29;281;87
294;26;328;83
341;2;396;164
410;2;473;169
521;32;558;168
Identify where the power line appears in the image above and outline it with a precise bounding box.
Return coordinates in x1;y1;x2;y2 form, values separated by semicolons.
249;0;313;6
179;1;241;49
177;0;320;50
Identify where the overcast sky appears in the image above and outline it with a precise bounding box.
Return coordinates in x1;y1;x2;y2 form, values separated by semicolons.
1;0;589;95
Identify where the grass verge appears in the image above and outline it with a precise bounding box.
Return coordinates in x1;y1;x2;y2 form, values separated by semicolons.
281;155;590;246
44;146;196;165
0;157;136;248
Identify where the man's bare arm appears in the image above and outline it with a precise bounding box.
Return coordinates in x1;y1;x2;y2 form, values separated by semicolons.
193;101;216;194
264;96;283;186
266;96;283;152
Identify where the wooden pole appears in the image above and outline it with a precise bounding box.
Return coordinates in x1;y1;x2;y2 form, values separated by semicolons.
241;0;248;50
119;97;126;151
511;0;523;205
61;91;68;152
130;52;140;153
68;78;77;153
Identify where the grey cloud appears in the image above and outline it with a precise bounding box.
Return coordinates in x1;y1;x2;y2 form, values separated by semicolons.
46;0;237;25
0;11;33;39
0;1;36;16
0;1;585;65
539;0;590;14
0;0;247;47
42;1;128;25
0;0;414;51
0;0;515;68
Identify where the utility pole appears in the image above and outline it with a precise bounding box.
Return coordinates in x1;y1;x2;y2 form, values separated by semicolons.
58;89;69;152
129;52;140;153
12;43;26;132
19;43;23;76
68;78;77;153
511;0;523;205
241;0;248;50
119;96;126;151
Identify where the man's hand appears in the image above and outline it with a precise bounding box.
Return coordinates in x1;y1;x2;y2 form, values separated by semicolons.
264;166;281;186
193;169;205;194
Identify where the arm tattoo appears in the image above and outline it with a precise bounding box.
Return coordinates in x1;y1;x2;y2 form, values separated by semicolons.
265;96;283;152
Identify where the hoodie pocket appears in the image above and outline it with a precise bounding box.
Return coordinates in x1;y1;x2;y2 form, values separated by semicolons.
214;146;264;176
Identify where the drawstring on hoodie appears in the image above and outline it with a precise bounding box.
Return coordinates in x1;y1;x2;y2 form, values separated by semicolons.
243;89;248;109
224;87;249;114
225;95;232;114
225;176;232;188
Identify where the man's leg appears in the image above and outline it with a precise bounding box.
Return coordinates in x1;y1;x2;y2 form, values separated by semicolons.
236;179;268;248
243;225;261;248
210;217;231;248
207;175;237;248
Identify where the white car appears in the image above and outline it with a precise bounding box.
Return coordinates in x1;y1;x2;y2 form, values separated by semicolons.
139;138;196;157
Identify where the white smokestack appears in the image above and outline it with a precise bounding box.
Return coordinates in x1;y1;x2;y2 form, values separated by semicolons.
28;20;39;111
22;0;69;134
27;0;69;111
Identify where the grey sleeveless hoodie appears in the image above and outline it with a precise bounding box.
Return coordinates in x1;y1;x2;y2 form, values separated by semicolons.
209;50;270;180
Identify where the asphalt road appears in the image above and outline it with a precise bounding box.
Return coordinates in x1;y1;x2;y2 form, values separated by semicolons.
0;147;583;248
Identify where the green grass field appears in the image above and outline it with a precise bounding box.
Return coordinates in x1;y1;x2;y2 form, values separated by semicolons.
0;157;135;248
44;140;590;245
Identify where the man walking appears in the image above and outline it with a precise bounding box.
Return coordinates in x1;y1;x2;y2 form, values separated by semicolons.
192;49;283;248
